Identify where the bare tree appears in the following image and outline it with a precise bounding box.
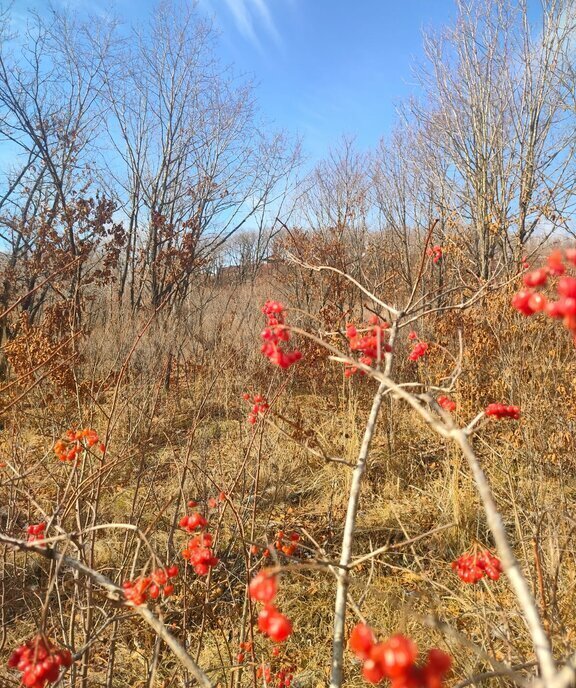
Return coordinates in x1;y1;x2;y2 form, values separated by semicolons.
102;0;300;308
294;136;371;316
371;125;445;291
410;0;576;278
0;7;117;321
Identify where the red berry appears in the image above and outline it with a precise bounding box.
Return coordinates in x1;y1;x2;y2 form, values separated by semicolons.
257;604;275;633
557;277;576;298
249;570;278;603
265;611;292;642
528;292;547;312
426;648;452;673
523;269;548;288
362;658;386;684
379;635;418;678
511;289;536;315
349;623;376;660
547;249;565;275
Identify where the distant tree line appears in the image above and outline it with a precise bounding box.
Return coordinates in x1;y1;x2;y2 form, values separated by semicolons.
0;0;573;328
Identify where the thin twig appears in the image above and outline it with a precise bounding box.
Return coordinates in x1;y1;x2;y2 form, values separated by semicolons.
0;534;212;688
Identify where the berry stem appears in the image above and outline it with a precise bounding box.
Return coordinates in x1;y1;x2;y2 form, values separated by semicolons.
0;532;213;688
330;380;387;688
451;429;556;684
330;324;398;688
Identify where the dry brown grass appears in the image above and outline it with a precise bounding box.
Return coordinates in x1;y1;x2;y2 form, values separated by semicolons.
1;269;576;688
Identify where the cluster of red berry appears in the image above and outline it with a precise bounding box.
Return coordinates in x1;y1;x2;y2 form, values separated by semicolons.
54;428;105;462
409;341;429;361
182;532;219;576
27;522;47;546
272;529;300;556
250;543;271;558
485;403;520;420
437;396;456;412
257;664;273;682
344;316;392;377
512;249;576;341
452;549;502;583
427;245;443;264
349;625;452;687
249;570;293;643
242;392;270;424
179;504;219;575
256;662;295;687
236;640;253;663
122;566;179;605
257;605;293;643
179;512;208;531
207;492;227;508
250;530;300;559
261;301;302;369
8;636;73;688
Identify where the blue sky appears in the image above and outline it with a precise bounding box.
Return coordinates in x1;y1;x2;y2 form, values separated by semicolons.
193;0;457;159
10;0;457;162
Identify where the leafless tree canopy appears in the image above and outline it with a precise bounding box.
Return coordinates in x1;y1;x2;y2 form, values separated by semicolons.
0;0;574;307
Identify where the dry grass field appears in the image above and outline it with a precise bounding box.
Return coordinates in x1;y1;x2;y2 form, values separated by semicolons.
2;254;576;688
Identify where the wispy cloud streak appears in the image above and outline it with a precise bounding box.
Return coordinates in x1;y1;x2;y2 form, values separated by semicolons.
222;0;282;50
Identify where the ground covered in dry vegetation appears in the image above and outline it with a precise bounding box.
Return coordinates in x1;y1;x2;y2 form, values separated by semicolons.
2;252;576;687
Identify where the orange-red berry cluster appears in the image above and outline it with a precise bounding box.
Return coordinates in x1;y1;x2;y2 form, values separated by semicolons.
344;316;392;377
250;543;271;558
273;529;300;556
437;396;456;412
242;392;270;424
207;491;227;508
349;625;452;687
182;532;219;575
236;640;253;664
261;301;302;369
485;403;520;420
256;662;295;687
409;341;429;361
512;249;576;342
27;522;46;547
427;245;443;264
122;565;179;605
452;550;502;584
54;428;105;462
179;512;208;531
249;570;293;643
521;255;530;270
8;636;73;688
179;505;219;575
251;530;300;558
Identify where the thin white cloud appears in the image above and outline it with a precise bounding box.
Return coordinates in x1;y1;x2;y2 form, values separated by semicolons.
222;0;282;50
251;0;282;46
224;0;259;47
